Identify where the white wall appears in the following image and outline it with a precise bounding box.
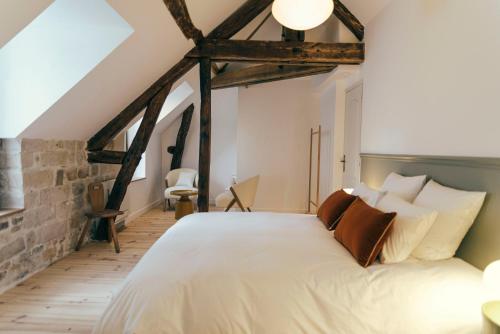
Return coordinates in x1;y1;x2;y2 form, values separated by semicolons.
122;132;164;222
316;81;347;199
211;88;238;201
309;66;363;202
161;85;238;203
237;79;315;212
362;0;500;157
162;80;317;213
162;78;323;213
315;84;335;202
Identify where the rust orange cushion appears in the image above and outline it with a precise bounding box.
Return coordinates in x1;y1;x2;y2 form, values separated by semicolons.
334;198;396;267
317;190;357;229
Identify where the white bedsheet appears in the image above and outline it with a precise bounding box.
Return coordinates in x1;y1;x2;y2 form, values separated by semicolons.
93;212;483;334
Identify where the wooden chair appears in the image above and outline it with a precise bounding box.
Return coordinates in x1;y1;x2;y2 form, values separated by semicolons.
215;175;260;212
76;182;123;253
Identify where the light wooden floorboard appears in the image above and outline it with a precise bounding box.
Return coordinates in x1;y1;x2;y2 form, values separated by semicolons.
0;206;176;334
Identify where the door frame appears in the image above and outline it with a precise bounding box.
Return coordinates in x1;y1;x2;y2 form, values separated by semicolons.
342;82;363;188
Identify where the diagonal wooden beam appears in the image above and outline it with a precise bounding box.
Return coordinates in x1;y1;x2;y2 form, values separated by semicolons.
87;0;274;152
186;40;365;66
164;0;204;43
333;0;364;41
217;10;273;75
206;0;273;40
87;58;196;151
169;103;194;170
281;27;305;42
212;64;335;90
95;85;172;240
87;150;126;165
211;63;221;75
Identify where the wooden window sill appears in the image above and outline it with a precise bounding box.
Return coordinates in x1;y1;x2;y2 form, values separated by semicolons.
131;176;146;183
0;208;24;219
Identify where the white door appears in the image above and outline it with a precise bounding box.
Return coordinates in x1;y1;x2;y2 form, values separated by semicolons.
342;84;363;188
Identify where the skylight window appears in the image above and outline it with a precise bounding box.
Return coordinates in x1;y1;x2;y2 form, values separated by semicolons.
122;81;194;181
126;119;146;181
156;81;195;124
0;0;134;138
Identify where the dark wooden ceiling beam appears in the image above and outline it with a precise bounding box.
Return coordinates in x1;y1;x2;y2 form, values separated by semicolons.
87;150;126;165
198;58;211;212
212;64;335;90
281;27;305;42
95;85;172;240
87;0;273;152
217;10;273;75
186;40;364;66
163;0;204;43
206;0;273;77
87;57;196;151
333;0;364;41
169;104;194;170
206;0;273;40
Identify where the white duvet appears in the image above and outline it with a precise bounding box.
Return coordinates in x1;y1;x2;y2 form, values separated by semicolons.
93;212;483;334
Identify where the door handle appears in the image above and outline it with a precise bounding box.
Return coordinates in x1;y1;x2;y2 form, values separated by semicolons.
340;155;346;172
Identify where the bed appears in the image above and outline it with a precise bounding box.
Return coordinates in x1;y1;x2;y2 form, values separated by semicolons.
93;154;500;333
93;212;483;334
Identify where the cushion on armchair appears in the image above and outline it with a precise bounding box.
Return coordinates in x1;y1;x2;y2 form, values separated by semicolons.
176;172;196;187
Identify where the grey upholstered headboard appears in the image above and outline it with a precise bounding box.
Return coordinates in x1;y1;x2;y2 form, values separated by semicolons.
361;153;500;270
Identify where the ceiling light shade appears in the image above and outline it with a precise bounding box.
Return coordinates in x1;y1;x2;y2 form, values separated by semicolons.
484;260;500;301
272;0;334;31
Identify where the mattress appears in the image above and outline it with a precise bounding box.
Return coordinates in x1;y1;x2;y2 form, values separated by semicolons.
93;212;483;334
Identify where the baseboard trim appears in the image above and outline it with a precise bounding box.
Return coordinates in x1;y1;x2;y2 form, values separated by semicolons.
124;199;162;226
0;247;74;295
0;265;46;295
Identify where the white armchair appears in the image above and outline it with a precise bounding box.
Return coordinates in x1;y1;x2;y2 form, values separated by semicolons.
215;175;260;212
164;168;198;211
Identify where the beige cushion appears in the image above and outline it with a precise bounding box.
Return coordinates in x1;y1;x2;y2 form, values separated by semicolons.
232;175;259;208
215;191;233;208
214;175;260;209
165;168;198;188
165;168;198;201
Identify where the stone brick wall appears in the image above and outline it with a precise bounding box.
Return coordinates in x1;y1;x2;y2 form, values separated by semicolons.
0;139;119;292
0;140;23;208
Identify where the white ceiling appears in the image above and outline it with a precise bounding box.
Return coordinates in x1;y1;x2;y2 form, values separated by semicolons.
3;0;392;140
342;0;394;24
0;0;53;49
18;0;245;140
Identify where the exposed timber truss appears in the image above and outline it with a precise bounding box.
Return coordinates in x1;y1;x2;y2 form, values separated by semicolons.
86;0;365;240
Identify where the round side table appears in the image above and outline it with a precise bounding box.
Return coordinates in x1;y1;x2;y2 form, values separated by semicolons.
483;301;500;334
171;190;198;220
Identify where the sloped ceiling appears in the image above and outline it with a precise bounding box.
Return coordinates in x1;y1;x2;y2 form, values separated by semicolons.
342;0;393;24
19;0;247;140
12;0;392;140
0;0;53;48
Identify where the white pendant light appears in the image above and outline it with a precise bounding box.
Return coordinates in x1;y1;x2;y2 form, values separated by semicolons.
484;260;500;301
272;0;334;31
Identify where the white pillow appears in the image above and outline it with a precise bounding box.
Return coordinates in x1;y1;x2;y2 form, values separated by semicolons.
381;172;427;202
175;172;195;187
411;180;486;261
352;183;386;207
376;194;438;264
